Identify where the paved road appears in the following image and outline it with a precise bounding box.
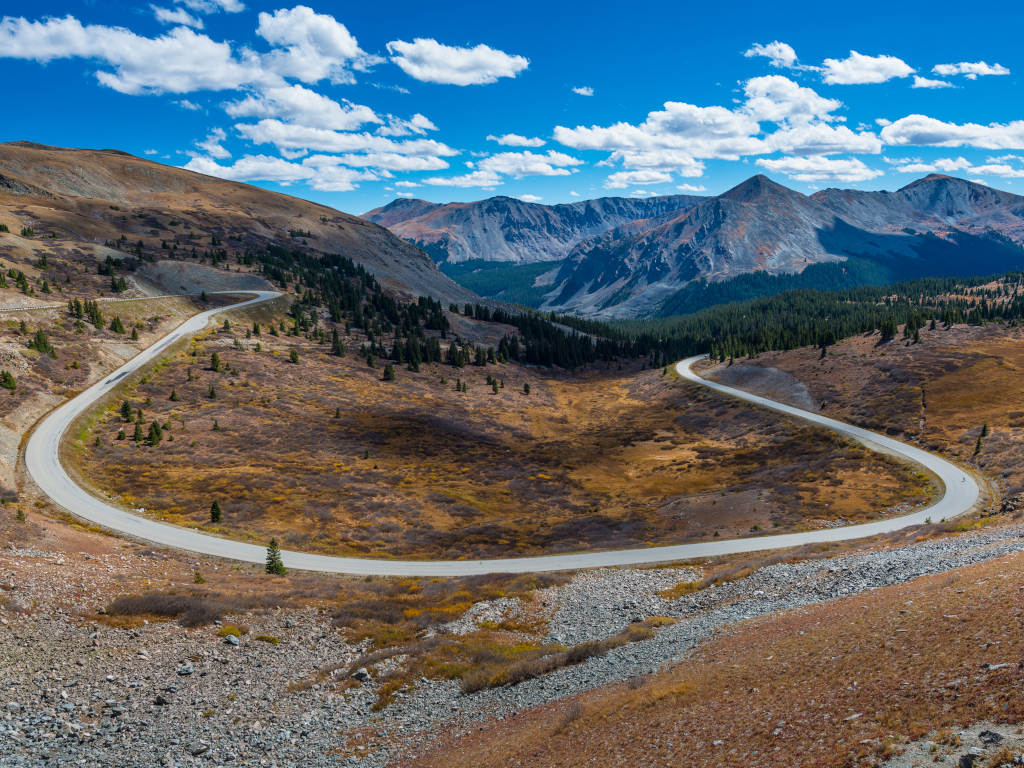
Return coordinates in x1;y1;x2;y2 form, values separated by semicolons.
25;300;980;575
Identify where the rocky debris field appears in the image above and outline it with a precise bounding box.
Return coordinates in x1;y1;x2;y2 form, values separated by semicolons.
4;523;1024;767
879;722;1024;768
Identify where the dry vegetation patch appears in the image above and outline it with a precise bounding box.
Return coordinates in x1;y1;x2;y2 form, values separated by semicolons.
67;310;934;559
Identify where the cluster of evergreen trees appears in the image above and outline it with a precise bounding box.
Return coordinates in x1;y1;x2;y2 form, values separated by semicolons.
617;272;1024;362
68;298;104;328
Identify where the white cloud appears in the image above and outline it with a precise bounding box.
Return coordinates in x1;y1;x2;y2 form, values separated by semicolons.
477;150;581;177
394;180;420;188
605;170;673;188
396;191;415;197
767;123;882;155
184;154;315;183
177;99;201;110
225;84;379;130
256;6;378;85
326;152;449;171
755;155;882;182
556;102;764;160
152;6;203;28
880;114;1024;149
487;133;545;147
742;75;841;125
569;190;580;196
143;149;158;155
0;16;267;94
184;153;379;191
932;61;1010;79
376;113;438;136
195;127;230;159
821;50;914;85
178;0;244;12
423;169;502;188
604;149;704;176
236;118;459;157
891;156;1024;178
518;194;542;202
676;183;707;192
911;75;953;89
891;156;972;173
744;41;798;69
387;38;528;85
572;86;594;96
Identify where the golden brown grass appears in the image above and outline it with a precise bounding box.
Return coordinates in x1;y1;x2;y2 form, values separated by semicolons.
67;310;934;559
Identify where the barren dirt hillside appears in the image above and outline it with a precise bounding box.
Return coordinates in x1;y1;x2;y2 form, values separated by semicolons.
0;141;474;304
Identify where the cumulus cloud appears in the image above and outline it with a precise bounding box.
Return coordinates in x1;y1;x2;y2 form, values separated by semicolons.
225;84;379;130
487;133;545;147
184;154;316;183
387;38;528;85
556;102;764;160
423;169;502;188
605;169;673;188
821;51;914;84
932;61;1010;79
256;6;379;84
178;0;244;12
890;156;1024;178
376;113;438;136
572;86;594;96
152;6;203;28
911;75;953;89
742;75;841;125
0;16;267;94
880;114;1024;149
184;153;379;191
237;118;459;157
743;41;798;69
603;150;704;176
518;194;542;202
767;123;882;155
676;183;707;192
477;150;581;177
194;127;230;159
755;155;882;182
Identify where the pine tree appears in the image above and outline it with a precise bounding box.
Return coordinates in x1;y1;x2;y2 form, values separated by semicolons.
130;327;138;341
210;500;222;523
523;382;530;395
147;421;162;446
133;423;144;442
109;316;125;334
210;352;221;372
117;428;125;440
289;348;299;364
334;407;341;418
169;390;179;401
0;370;15;390
382;363;395;381
265;539;287;576
208;385;217;399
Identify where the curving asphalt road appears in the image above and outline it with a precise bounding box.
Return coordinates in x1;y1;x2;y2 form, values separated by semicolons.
25;295;980;575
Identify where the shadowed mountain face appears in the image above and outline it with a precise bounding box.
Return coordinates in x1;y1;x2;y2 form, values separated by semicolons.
362;194;705;264
545;174;1024;318
0;142;475;304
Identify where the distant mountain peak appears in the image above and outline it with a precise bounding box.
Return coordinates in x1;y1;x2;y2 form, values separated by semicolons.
720;174;801;203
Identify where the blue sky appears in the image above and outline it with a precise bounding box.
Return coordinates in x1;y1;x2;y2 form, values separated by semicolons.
1;0;1023;214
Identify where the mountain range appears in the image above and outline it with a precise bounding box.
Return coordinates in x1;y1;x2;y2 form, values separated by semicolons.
366;175;1024;318
363;194;704;264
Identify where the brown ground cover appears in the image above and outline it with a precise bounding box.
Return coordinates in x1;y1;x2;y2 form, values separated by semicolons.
409;548;1024;768
710;322;1024;501
67;302;933;559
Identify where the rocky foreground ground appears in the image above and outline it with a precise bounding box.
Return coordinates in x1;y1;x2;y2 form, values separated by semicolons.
5;521;1024;767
